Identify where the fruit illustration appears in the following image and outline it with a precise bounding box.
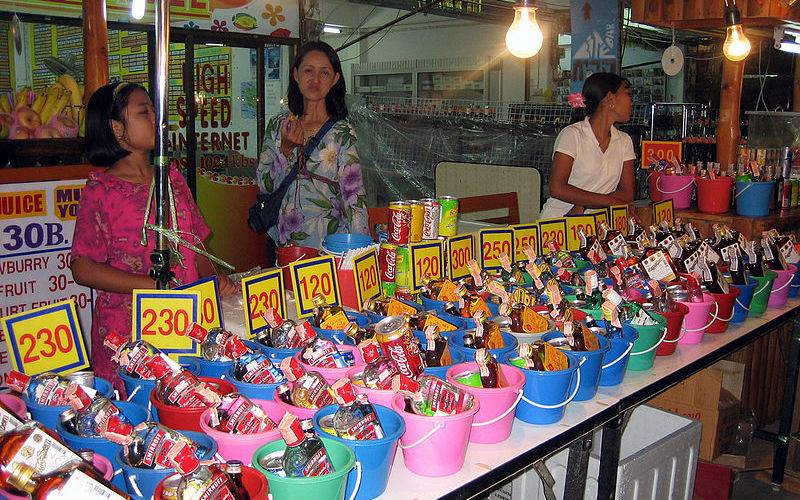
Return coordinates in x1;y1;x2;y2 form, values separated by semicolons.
232;12;258;30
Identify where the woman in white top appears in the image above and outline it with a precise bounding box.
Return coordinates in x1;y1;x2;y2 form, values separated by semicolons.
539;73;637;219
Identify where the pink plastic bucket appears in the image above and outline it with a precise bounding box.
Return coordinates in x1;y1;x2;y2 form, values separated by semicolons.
706;287;740;334
276;245;319;292
295;345;365;385
655;174;695;209
1;453;114;500
391;393;480;477
347;367;397;408
272;384;320;420
677;293;716;345
446;362;525;444
199;399;283;462
768;264;797;308
0;394;26;419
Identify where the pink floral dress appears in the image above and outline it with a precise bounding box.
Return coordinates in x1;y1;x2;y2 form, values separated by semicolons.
71;167;210;391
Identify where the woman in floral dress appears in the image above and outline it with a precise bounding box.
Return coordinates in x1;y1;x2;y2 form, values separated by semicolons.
256;41;368;256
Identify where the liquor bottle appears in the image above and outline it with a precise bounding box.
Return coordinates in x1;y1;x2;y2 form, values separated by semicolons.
475;348;506;388
67;390;131;438
343;321;374;345
301;333;349;369
362;296;391;316
358;339;399;390
0;421;82;491
279;357;334;409
330;379;385;440
182;323;251;361
578;227;606;264
232;351;285;385
275;382;293;405
517;343;546;371
392;374;475;416
420;276;458;300
102;419;205;473
6;371;95;407
103;332;160;379
728;245;748;285
209;393;276;435
278;413;333;477
144;356;222;408
778;146;792;210
423;325;452;367
312;295;347;329
260;309;300;349
744;241;766;277
625;217;647;251
562;321;587;351
175;462;242;500
474;310;505;349
4;461;130;499
225;460;250;500
763;238;788;271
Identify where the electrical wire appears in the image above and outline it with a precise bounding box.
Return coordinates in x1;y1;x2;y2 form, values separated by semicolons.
339;9;401;63
340;6;378;46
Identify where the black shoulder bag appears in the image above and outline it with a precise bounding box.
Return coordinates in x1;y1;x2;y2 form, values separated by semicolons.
248;117;337;234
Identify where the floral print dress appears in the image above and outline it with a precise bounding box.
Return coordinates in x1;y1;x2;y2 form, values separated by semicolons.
256;113;368;249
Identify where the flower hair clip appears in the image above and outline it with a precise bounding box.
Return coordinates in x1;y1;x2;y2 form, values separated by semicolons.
567;92;586;109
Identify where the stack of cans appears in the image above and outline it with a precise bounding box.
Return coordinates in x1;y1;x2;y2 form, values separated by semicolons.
379;196;459;297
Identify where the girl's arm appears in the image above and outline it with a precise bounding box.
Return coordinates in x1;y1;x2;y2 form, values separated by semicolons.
71;257;153;293
195;254;238;296
609;159;636;203
549;152;631;208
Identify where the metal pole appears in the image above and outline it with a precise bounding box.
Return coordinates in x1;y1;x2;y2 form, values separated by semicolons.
336;0;442;52
150;0;174;289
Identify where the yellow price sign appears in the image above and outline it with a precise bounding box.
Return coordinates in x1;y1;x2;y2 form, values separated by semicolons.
511;224;539;262
242;268;286;337
448;234;474;280
610;205;629;233
537;218;567;254
410;240;444;289
652;199;675;226
177;276;223;331
479;229;514;270
1;299;89;375
585;208;609;228
353;249;381;308
132;290;200;359
566;215;597;251
290;255;341;318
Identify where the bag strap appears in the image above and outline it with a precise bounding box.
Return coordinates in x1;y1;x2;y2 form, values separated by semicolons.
274;117;338;194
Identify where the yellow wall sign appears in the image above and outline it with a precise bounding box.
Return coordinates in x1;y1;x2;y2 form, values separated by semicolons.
610;205;629;233
177;276;223;331
652;199;675;226
511;224;539;262
410;240;444;289
1;299;89;375
537;218;567;254
353;250;381;308
242;269;286;338
447;235;474;280
290;255;341;318
566;215;597;251
479;228;514;270
641;140;682;169
132;290;200;359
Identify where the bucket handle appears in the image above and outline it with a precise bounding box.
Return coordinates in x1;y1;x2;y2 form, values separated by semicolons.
113;390;120;401
734;183;752;198
215;453;225;462
709;304;735;323
126;385;141;402
148;400;152;415
601;342;634;369
656;175;695;194
629;328;669;356
772;277;794;293
735;279;774;311
113;469;122;477
347;461;362;500
681;302;719;333
472;389;524;427
127;474;144;498
399;422;444;450
519;358;585;409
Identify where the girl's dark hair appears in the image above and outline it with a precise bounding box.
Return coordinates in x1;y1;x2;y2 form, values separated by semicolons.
287;41;348;120
581;72;631;117
85;82;149;167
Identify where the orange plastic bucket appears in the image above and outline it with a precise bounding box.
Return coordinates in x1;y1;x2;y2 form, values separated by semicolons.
276;245;319;291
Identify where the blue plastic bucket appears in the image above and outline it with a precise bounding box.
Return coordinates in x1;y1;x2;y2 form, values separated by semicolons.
542;331;611;401
412;330;466;380
313;404;404;500
735;181;774;217
119;358;200;408
119;431;216;499
789;267;800;299
26;377;114;429
449;331;518;362
191;357;233;379
225;366;283;401
247;339;300;363
731;277;757;323
598;323;638;387
314;311;370;345
500;351;579;424
57;401;149;490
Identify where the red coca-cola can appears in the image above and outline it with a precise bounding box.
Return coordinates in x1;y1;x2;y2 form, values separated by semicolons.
374;316;424;377
379;243;397;283
388;202;412;245
421;198;441;240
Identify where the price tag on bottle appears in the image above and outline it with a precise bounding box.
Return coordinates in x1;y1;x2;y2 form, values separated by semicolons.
177;276;223;331
353;249;381;308
132;290;200;359
511;224;539;262
652;199;674;226
410;240;444;289
242;268;286;338
1;299;90;375
585;208;609;228
537;218;567;254
566;215;597;252
448;234;474;280
610;204;629;233
479;228;514;271
640;250;677;282
290;255;341;318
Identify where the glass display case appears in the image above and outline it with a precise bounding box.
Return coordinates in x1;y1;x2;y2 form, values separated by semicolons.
650;102;716;163
745;111;800;147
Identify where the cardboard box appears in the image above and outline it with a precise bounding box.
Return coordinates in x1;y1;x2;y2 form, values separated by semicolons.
648;361;745;461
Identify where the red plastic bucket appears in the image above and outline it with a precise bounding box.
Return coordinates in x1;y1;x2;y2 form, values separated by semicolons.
149;377;235;432
154;465;268;500
696;176;734;214
705;287;740;334
656;302;689;356
654;174;695;209
334;256;360;310
199;399;283;462
649;172;663;202
276;245;319;292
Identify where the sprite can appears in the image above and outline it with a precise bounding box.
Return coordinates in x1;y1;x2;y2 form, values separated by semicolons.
395;245;411;287
381;281;397;298
438;196;459;237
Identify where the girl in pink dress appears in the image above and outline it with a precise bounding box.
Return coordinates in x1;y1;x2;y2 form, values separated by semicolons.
71;82;236;392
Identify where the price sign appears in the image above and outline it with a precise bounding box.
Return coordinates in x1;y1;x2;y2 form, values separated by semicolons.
641;140;682;169
537;218;568;254
585;208;609;228
177;276;223;331
478;229;514;271
511;224;539;262
610;205;629;233
566;215;597;251
652;199;674;226
290;255;341;318
132;290;200;359
353;249;381;307
242;268;286;337
1;299;89;375
447;234;474;280
410;240;444;289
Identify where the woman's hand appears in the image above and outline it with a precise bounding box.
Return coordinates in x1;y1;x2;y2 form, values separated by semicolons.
218;275;239;297
279;117;305;157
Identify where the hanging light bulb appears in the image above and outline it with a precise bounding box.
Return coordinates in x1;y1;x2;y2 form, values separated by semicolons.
505;0;544;59
722;1;751;61
131;0;146;20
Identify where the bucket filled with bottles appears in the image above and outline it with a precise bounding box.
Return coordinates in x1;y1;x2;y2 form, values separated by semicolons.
731;277;757;323
118;356;201;408
696;174;734;214
154;464;268;500
150;376;235;432
598;322;637;385
654;173;695;209
542;330;611;401
199;397;284;463
656;302;689;356
735;180;774;217
749;270;778;317
676;293;717;344
705;287;740;334
768;264;797;308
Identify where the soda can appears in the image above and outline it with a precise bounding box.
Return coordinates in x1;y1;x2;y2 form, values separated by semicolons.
409;201;424;243
395;245;411;287
381;281;397;298
421;198;441;240
792;180;800;208
258;451;287;477
438;196;459;237
388;202;412;245
66;370;95;388
374;315;425;377
379;243;397;283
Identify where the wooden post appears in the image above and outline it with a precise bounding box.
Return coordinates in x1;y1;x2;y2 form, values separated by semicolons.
82;0;109;105
716;57;745;169
794;56;800;111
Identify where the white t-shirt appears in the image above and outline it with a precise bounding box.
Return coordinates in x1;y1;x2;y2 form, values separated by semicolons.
539;118;636;219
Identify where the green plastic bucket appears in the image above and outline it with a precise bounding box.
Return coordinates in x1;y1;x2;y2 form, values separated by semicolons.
252;437;355;500
564;294;603;320
749;270;777;317
626;313;668;371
